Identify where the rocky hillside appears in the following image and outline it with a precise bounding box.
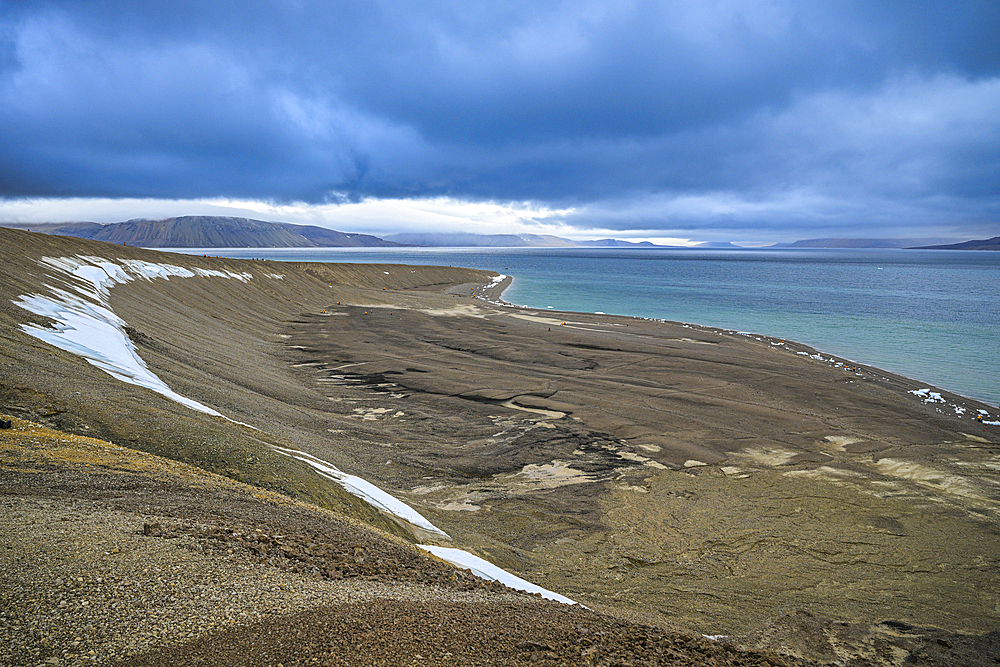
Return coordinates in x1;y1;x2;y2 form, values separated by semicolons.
5;417;791;667
2;226;999;665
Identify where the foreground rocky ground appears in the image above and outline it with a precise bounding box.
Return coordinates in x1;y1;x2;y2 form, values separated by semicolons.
2;227;999;665
4;420;997;666
2;417;820;667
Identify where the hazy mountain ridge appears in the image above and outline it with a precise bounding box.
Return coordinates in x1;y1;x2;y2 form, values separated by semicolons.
3;216;404;248
5;219;993;249
576;238;660;247
274;222;404;247
383;232;666;247
384;232;535;247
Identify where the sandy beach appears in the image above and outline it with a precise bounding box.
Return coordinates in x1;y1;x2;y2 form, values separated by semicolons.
2;226;999;666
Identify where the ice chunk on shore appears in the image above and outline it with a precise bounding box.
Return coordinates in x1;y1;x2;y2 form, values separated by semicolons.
419;545;576;605
909;388;945;403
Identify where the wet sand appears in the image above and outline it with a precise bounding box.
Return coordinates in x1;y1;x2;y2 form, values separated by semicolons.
2;227;999;665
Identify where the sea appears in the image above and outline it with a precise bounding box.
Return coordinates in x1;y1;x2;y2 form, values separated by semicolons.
168;247;999;407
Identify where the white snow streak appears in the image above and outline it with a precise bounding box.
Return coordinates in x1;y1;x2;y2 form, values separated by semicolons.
12;255;247;415
270;446;449;538
419;545;576;605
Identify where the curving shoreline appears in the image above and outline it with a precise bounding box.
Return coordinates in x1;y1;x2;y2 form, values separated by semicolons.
3;227;999;665
486;269;995;418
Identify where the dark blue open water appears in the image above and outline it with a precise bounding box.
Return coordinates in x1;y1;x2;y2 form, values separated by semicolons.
168;247;999;406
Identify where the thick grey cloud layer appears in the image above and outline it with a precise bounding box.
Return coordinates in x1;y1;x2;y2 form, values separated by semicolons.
1;1;998;239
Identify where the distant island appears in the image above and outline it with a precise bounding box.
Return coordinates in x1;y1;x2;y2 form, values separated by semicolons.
769;237;959;249
909;236;1000;251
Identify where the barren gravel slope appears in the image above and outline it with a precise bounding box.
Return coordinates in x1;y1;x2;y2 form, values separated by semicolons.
0;417;810;667
2;227;999;665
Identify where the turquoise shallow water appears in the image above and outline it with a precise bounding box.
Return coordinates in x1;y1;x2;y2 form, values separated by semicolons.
168;247;999;407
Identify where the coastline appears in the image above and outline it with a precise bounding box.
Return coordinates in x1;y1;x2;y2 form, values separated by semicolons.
484;274;514;303
160;245;1000;409
488;266;994;413
2;227;999;665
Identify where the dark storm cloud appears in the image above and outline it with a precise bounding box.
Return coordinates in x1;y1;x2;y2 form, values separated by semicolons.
1;1;998;237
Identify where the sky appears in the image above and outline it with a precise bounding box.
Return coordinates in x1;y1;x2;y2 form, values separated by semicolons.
1;1;998;245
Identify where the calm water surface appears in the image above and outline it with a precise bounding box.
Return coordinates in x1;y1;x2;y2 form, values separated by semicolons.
169;247;999;406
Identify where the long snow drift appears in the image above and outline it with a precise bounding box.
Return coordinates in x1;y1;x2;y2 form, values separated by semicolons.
420;545;576;605
13;255;256;415
271;445;450;539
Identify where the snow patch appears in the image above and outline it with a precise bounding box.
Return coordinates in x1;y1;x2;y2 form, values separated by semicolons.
270;446;449;538
419;545;576;605
11;255;258;417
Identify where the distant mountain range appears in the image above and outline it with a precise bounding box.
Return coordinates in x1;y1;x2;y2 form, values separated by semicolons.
383;232;564;247
2;217;404;248
2;219;673;248
383;233;746;248
3;217;995;250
